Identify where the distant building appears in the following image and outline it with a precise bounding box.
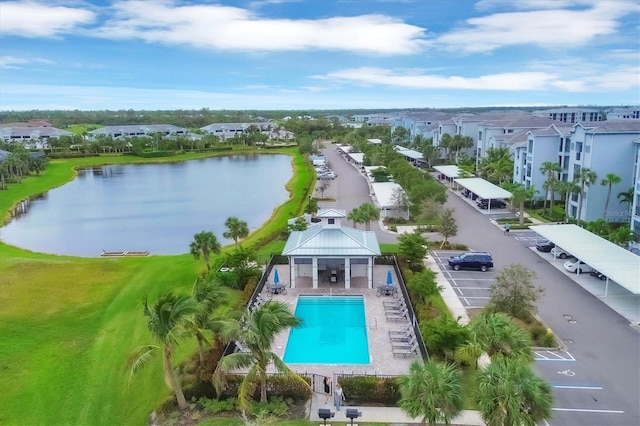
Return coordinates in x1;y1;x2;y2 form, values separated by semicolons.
0;126;72;149
606;107;640;120
88;124;189;140
532;107;603;123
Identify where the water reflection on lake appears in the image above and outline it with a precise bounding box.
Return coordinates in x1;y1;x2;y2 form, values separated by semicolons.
0;155;292;257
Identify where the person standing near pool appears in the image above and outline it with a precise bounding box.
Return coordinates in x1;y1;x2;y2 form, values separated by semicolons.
323;376;331;404
334;382;345;412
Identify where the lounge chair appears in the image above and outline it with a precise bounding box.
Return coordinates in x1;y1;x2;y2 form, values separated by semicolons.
393;343;418;358
384;302;406;312
391;335;416;349
385;307;409;321
388;325;412;336
389;331;414;342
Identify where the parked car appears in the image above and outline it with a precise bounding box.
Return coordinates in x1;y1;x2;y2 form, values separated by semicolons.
564;257;593;274
476;198;506;209
462;189;478;200
318;172;336;180
550;246;570;259
535;240;556;252
448;252;494;272
589;269;607;281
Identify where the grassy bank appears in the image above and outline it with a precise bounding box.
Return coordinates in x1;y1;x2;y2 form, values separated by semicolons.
0;148;310;425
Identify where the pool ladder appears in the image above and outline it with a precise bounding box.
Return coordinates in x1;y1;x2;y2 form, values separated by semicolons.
368;318;378;330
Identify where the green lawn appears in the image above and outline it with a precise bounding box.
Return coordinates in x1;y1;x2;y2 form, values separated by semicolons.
0;148;310;426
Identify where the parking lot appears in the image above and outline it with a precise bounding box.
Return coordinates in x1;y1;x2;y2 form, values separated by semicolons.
431;250;495;309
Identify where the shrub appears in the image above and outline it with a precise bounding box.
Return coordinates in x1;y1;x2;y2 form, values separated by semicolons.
249;396;289;417
198;397;237;414
338;376;400;405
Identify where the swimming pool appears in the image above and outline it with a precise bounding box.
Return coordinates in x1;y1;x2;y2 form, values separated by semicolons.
284;296;369;364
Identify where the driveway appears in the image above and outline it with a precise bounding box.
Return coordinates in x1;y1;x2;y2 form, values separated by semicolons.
318;148;639;425
318;145;398;244
445;187;640;426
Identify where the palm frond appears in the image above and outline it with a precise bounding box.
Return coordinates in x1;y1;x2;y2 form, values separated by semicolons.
127;345;159;384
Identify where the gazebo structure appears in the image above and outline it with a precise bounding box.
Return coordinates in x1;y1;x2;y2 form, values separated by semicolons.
282;209;381;289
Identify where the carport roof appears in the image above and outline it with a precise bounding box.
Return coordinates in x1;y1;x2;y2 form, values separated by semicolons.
453;178;512;199
530;224;640;294
434;165;471;178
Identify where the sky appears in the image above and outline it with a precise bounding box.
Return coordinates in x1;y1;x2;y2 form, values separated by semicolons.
1;0;639;111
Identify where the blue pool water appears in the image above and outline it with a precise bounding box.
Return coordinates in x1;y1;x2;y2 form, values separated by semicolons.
284;296;369;364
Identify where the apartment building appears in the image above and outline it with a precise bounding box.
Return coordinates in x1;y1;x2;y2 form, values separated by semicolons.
88;124;189;140
606;106;640;120
630;141;640;252
513;124;573;194
566;121;640;223
532;107;603;123
0;126;72;148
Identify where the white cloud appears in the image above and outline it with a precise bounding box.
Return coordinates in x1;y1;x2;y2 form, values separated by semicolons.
318;66;640;92
439;1;638;52
0;55;53;69
0;1;95;37
93;0;427;55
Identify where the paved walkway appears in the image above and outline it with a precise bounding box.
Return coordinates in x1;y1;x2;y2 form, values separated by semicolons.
308;393;485;425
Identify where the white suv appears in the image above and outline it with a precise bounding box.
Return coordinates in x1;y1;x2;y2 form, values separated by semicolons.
550;247;570;259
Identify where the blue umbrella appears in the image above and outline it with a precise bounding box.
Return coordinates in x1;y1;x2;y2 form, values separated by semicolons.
274;268;280;284
387;269;393;286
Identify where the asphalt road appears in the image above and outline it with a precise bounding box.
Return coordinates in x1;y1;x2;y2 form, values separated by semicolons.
320;146;639;425
444;189;640;426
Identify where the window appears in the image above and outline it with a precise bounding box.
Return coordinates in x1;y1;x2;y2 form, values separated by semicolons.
328;218;335;224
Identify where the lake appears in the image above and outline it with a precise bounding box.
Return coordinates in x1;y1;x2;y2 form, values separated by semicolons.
0;154;293;257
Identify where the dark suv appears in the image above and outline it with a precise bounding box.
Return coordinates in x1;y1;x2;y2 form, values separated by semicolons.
476;198;506;209
448;252;494;272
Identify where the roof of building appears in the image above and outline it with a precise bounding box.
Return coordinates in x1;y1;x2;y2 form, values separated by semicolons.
393;145;424;160
0;126;72;139
371;182;404;208
315;208;346;218
348;152;365;163
530;224;640;294
282;224;380;256
528;124;573;137
434;165;472;178
367;138;382;144
89;124;188;135
576;120;640;133
453;178;512;199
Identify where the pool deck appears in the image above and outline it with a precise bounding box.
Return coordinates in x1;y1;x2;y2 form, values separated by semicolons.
266;266;418;378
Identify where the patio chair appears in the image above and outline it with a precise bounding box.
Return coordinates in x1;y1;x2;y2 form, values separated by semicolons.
391;335;416;349
389;330;414;342
385;308;409;322
383;299;404;308
393;343;418;358
388;325;412;335
384;301;406;312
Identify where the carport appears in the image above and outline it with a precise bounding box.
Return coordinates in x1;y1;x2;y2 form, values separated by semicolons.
453;178;512;212
530;224;640;297
434;165;472;184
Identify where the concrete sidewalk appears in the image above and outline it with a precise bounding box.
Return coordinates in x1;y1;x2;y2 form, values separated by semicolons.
309;391;485;425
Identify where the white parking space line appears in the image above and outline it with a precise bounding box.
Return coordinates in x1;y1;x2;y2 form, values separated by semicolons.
455;288;463;295
552;408;624;414
534;350;576;361
552;385;603;390
450;286;492;289
448;278;495;281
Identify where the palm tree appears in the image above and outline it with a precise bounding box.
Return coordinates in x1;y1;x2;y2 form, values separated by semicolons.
189;231;221;271
212;301;309;410
475;358;553;426
223;217;249;246
540;161;561;216
359;202;380;231
576;167;597;225
601;173;622;220
509;184;539;226
557;179;581;222
467;311;533;362
455;330;484;369
348;206;365;228
129;292;197;410
189;276;227;371
398;360;463;425
617;187;634;219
